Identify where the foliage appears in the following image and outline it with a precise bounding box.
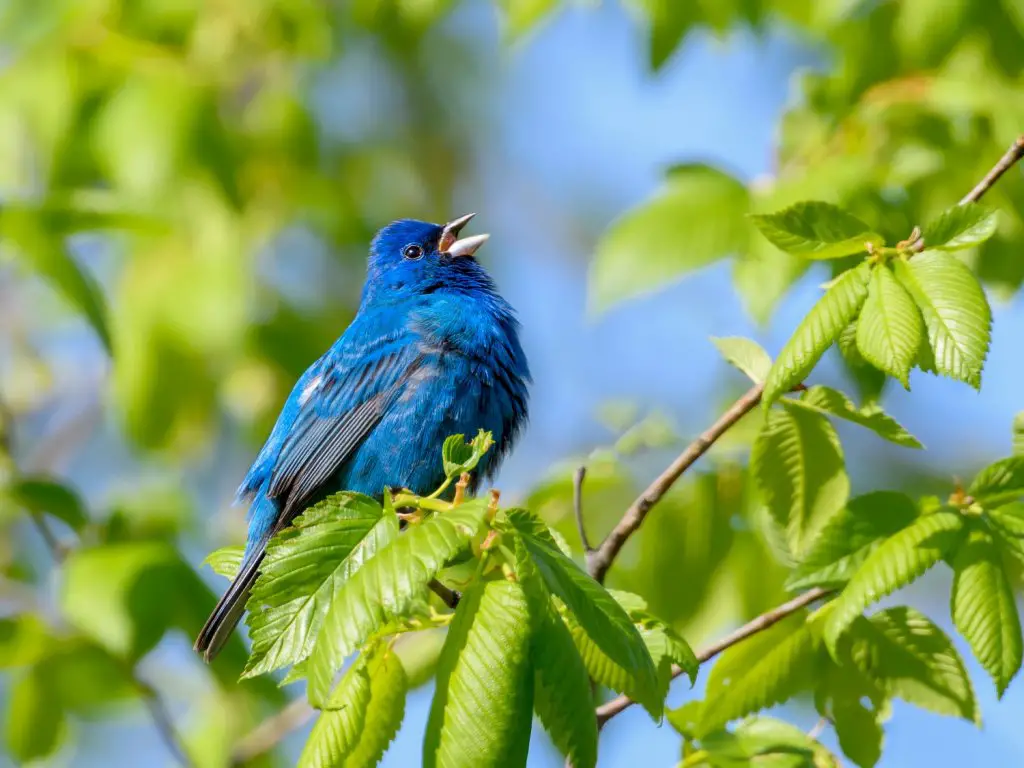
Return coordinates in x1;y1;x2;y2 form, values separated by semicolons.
2;0;1024;766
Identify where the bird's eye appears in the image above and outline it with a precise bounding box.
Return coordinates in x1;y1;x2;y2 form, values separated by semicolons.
402;244;424;260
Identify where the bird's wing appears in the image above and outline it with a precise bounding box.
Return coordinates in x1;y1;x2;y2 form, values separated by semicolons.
264;329;426;521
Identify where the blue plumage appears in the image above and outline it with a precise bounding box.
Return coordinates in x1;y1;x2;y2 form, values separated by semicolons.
195;216;530;660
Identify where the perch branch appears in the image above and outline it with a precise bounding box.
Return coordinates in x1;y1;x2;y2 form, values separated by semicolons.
594;587;831;726
231;697;315;767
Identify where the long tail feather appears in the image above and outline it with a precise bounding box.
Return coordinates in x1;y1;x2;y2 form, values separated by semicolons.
194;548;265;662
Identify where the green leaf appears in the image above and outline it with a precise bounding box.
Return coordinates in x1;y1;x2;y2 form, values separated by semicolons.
750;201;882;259
498;0;558;38
441;430;495;480
950;520;1022;697
244;493;398;678
968;456;1024;507
855;265;924;388
589;164;749;312
699;615;820;736
846;607;977;723
988;503;1024;565
893;251;991;389
750;403;850;556
508;518;660;715
787;492;919;591
921;204;999;251
307;501;489;706
298;644;407;768
640;0;699;70
824;512;966;652
701;717;831;768
6;477;88;531
2;207;111;351
529;594;597;768
711;336;773;384
424;580;533;768
817;660;887;768
762;263;871;407
202;546;244;581
785;385;922;448
5;667;65;762
638;615;699;697
1013;412;1024;456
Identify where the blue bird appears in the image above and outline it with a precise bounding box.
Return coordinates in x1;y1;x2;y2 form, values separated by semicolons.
195;214;530;661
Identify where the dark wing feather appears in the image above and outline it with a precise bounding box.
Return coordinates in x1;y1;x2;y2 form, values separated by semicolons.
266;346;425;519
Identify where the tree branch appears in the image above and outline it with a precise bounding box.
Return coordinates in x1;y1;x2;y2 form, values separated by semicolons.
573;466;593;555
587;383;764;583
594;586;831;726
960;135;1024;205
231;697;315;767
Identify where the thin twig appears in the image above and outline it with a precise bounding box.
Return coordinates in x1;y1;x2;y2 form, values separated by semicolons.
29;513;70;562
573;466;593;554
911;135;1024;251
231;697;315;767
594;587;831;726
137;680;197;768
587;384;764;583
429;578;461;609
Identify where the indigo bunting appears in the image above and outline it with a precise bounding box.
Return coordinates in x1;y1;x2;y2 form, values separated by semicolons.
195;214;530;661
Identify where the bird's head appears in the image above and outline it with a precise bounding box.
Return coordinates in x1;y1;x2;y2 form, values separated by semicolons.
363;214;492;303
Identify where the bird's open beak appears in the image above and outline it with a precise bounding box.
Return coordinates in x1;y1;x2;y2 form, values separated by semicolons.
439;213;489;258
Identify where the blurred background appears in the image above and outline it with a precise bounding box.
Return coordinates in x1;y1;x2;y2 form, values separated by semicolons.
1;0;1023;765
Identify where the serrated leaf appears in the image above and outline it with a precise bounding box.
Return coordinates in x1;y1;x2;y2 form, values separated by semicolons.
817;660;887;768
299;644;407;768
751;403;850;556
244;493;398;679
529;596;597;768
202;546;244;581
763;263;871;407
441;430;495;480
988;503;1024;565
787;492;919;591
589;164;749;312
750;201;882;259
824;512;966;651
701;717;831;768
699;616;820;735
508;518;661;715
921;204;999;251
846;607;977;723
711;336;773;384
785;385;922;448
950;520;1022;697
855;265;923;388
307;501;489;706
7;477;88;531
638;615;699;696
968;456;1024;507
423;580;533;768
893;252;991;389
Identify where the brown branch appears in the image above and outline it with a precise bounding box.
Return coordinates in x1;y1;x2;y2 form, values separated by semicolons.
595;587;831;726
429;578;461;609
587;383;764;583
231;697;315;767
573;466;593;555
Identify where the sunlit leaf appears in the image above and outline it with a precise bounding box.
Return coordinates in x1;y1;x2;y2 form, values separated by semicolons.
423;580;533;768
5;666;65;762
307;501;489;706
750;201;882;259
244;493;398;678
893;252;991;389
786;385;921;448
787;491;918;591
751;403;850;556
6;476;88;531
920;204;999;251
855;265;923;388
763;263;871;407
590;164;749;312
497;0;559;39
950;520;1022;697
202;546;244;581
441;430;495;480
824;512;966;652
701;716;833;767
968;456;1024;507
711;336;773;384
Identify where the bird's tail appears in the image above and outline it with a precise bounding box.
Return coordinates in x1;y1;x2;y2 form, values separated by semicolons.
194;546;265;663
